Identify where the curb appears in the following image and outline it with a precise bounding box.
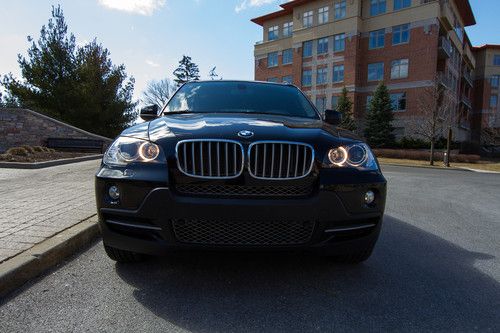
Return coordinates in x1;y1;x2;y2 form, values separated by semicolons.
380;163;472;172
456;167;500;174
0;155;102;169
0;216;100;298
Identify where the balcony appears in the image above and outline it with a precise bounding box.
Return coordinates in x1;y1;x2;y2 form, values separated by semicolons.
438;72;451;88
463;70;473;87
438;37;452;59
461;95;472;109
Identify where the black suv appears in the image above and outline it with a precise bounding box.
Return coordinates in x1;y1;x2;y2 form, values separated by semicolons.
95;81;386;263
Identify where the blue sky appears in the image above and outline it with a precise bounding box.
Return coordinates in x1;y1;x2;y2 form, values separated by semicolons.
0;0;498;101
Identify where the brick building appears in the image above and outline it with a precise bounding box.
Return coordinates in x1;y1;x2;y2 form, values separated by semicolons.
252;0;499;145
472;45;500;144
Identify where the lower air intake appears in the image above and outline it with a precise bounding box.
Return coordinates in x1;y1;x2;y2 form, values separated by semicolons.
172;218;315;246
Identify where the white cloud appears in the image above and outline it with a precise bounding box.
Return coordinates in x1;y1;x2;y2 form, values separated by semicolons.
98;0;166;16
235;0;277;13
145;59;160;67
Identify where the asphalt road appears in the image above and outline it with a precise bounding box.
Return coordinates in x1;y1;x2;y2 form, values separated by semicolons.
0;165;499;332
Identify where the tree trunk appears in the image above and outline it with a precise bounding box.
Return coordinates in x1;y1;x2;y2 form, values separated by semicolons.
430;140;435;166
445;127;452;167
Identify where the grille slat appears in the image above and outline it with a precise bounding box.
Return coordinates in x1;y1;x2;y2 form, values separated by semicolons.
172;218;315;246
177;140;244;179
249;141;314;180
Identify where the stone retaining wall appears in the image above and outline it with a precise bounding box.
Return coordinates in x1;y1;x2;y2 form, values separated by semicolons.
0;108;113;152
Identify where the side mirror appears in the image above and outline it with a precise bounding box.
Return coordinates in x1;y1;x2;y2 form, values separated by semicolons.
140;105;159;121
324;109;342;126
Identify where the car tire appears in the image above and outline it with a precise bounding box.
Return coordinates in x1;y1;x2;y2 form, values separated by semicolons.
329;245;375;264
104;244;145;263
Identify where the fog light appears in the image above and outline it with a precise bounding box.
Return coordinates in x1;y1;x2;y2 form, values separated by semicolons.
108;186;120;200
365;191;375;205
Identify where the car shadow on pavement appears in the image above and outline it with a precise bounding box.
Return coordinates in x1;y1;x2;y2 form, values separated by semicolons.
115;215;499;332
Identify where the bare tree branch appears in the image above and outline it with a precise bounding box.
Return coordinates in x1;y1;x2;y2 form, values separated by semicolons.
141;78;176;108
406;75;457;165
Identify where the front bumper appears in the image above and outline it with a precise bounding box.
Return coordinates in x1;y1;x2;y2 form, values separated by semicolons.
96;165;386;256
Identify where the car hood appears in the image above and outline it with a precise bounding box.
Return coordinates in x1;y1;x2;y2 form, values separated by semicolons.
121;113;362;150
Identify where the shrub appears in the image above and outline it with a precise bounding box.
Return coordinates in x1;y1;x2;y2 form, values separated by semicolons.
6;147;29;156
33;146;45;153
20;145;35;154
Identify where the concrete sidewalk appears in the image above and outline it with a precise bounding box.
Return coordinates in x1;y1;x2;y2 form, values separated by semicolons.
0;160;100;263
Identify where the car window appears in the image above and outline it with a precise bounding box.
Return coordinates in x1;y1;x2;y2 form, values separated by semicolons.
164;81;320;119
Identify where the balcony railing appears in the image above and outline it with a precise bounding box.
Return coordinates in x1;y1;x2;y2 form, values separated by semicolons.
463;70;473;86
438;72;451;88
438;37;452;59
461;95;472;109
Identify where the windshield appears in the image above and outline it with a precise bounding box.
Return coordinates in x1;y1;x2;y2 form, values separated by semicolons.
163;81;320;119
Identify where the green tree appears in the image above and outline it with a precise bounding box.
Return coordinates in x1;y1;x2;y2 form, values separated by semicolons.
336;87;356;131
173;55;200;86
1;6;136;137
364;82;395;147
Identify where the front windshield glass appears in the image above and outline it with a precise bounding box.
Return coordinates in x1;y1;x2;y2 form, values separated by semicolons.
164;81;320;119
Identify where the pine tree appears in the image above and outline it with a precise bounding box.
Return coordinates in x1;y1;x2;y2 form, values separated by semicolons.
337;87;356;131
173;55;200;86
1;5;136;137
364;82;395;147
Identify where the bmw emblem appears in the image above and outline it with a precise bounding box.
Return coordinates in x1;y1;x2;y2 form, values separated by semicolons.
238;130;254;138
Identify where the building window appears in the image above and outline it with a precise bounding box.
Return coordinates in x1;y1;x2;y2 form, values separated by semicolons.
282;49;293;65
369;29;385;49
267;52;278;68
334;0;346;19
491;95;498;108
283;22;293;37
494;55;500;66
267;77;279;83
393;24;410;45
391;59;409;79
282;75;293;84
334;33;345;52
391;93;407;111
333;65;344;82
394;0;411;10
303;11;313;28
302;70;312;86
317;67;328;85
317;38;329;54
368;62;384;81
370;0;386;16
268;26;279;41
318;6;329;24
332;96;339;109
303;41;313;57
316;96;327;113
491;75;500;88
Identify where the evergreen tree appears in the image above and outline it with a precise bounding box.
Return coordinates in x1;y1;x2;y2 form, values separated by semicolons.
336;87;356;131
173;55;200;86
1;5;136;137
364;82;395;147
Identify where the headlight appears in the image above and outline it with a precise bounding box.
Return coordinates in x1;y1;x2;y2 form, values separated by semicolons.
326;143;378;170
103;137;164;166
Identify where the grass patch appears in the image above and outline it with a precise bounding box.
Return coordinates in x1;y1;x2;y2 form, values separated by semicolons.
378;157;500;173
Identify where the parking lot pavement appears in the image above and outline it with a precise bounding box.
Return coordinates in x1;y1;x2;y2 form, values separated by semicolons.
0;165;499;332
0;160;100;262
